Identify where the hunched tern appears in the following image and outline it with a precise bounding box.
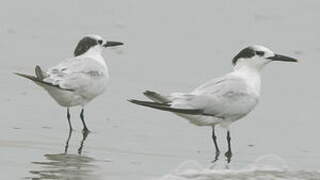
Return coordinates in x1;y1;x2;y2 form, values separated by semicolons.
129;45;297;162
15;34;123;133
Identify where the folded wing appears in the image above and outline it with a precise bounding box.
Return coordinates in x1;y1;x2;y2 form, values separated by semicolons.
133;74;258;119
43;57;107;91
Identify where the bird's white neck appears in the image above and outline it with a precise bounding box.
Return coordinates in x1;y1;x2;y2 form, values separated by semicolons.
232;65;261;97
83;47;107;68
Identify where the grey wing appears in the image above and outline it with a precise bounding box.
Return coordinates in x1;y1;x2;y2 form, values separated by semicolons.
171;75;258;118
192;75;230;95
44;57;106;90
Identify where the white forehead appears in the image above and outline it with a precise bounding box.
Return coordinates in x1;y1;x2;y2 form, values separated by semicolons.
84;34;104;40
251;45;273;54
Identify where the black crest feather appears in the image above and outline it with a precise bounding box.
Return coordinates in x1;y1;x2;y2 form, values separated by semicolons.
74;37;98;56
232;47;255;65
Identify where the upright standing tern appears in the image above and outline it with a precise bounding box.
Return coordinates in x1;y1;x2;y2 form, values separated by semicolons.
15;34;123;132
129;45;297;162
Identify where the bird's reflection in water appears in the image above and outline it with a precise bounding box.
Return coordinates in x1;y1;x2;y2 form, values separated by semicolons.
28;130;99;180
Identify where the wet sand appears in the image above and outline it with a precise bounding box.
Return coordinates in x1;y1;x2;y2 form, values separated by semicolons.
1;0;320;179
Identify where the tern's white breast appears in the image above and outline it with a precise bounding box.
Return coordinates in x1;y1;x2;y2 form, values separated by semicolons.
43;53;110;107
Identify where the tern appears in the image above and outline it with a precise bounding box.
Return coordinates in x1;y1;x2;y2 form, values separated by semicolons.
129;45;297;162
15;34;123;132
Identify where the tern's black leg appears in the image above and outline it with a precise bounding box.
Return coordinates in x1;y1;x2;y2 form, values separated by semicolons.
64;128;73;154
78;129;89;155
225;130;232;163
80;108;90;133
211;126;220;162
67;108;73;131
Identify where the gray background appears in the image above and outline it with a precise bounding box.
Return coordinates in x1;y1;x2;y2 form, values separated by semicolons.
0;0;319;179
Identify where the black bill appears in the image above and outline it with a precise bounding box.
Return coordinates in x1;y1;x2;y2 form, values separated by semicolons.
267;54;298;62
103;41;124;47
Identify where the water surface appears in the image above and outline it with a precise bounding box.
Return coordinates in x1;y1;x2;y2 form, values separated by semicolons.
1;0;320;179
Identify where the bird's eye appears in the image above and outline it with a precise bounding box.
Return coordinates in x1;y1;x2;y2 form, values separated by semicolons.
256;51;265;56
98;40;103;44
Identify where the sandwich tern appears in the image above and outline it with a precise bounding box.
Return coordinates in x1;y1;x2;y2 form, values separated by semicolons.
15;34;123;132
129;45;297;162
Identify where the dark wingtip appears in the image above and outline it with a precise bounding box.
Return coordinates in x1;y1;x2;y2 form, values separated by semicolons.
128;99;135;103
128;99;139;104
35;65;44;80
14;72;26;77
144;90;153;93
128;99;147;106
13;72;23;78
127;99;154;106
143;90;158;96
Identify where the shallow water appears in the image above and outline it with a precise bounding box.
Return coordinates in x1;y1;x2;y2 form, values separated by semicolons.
156;155;320;180
1;0;320;179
